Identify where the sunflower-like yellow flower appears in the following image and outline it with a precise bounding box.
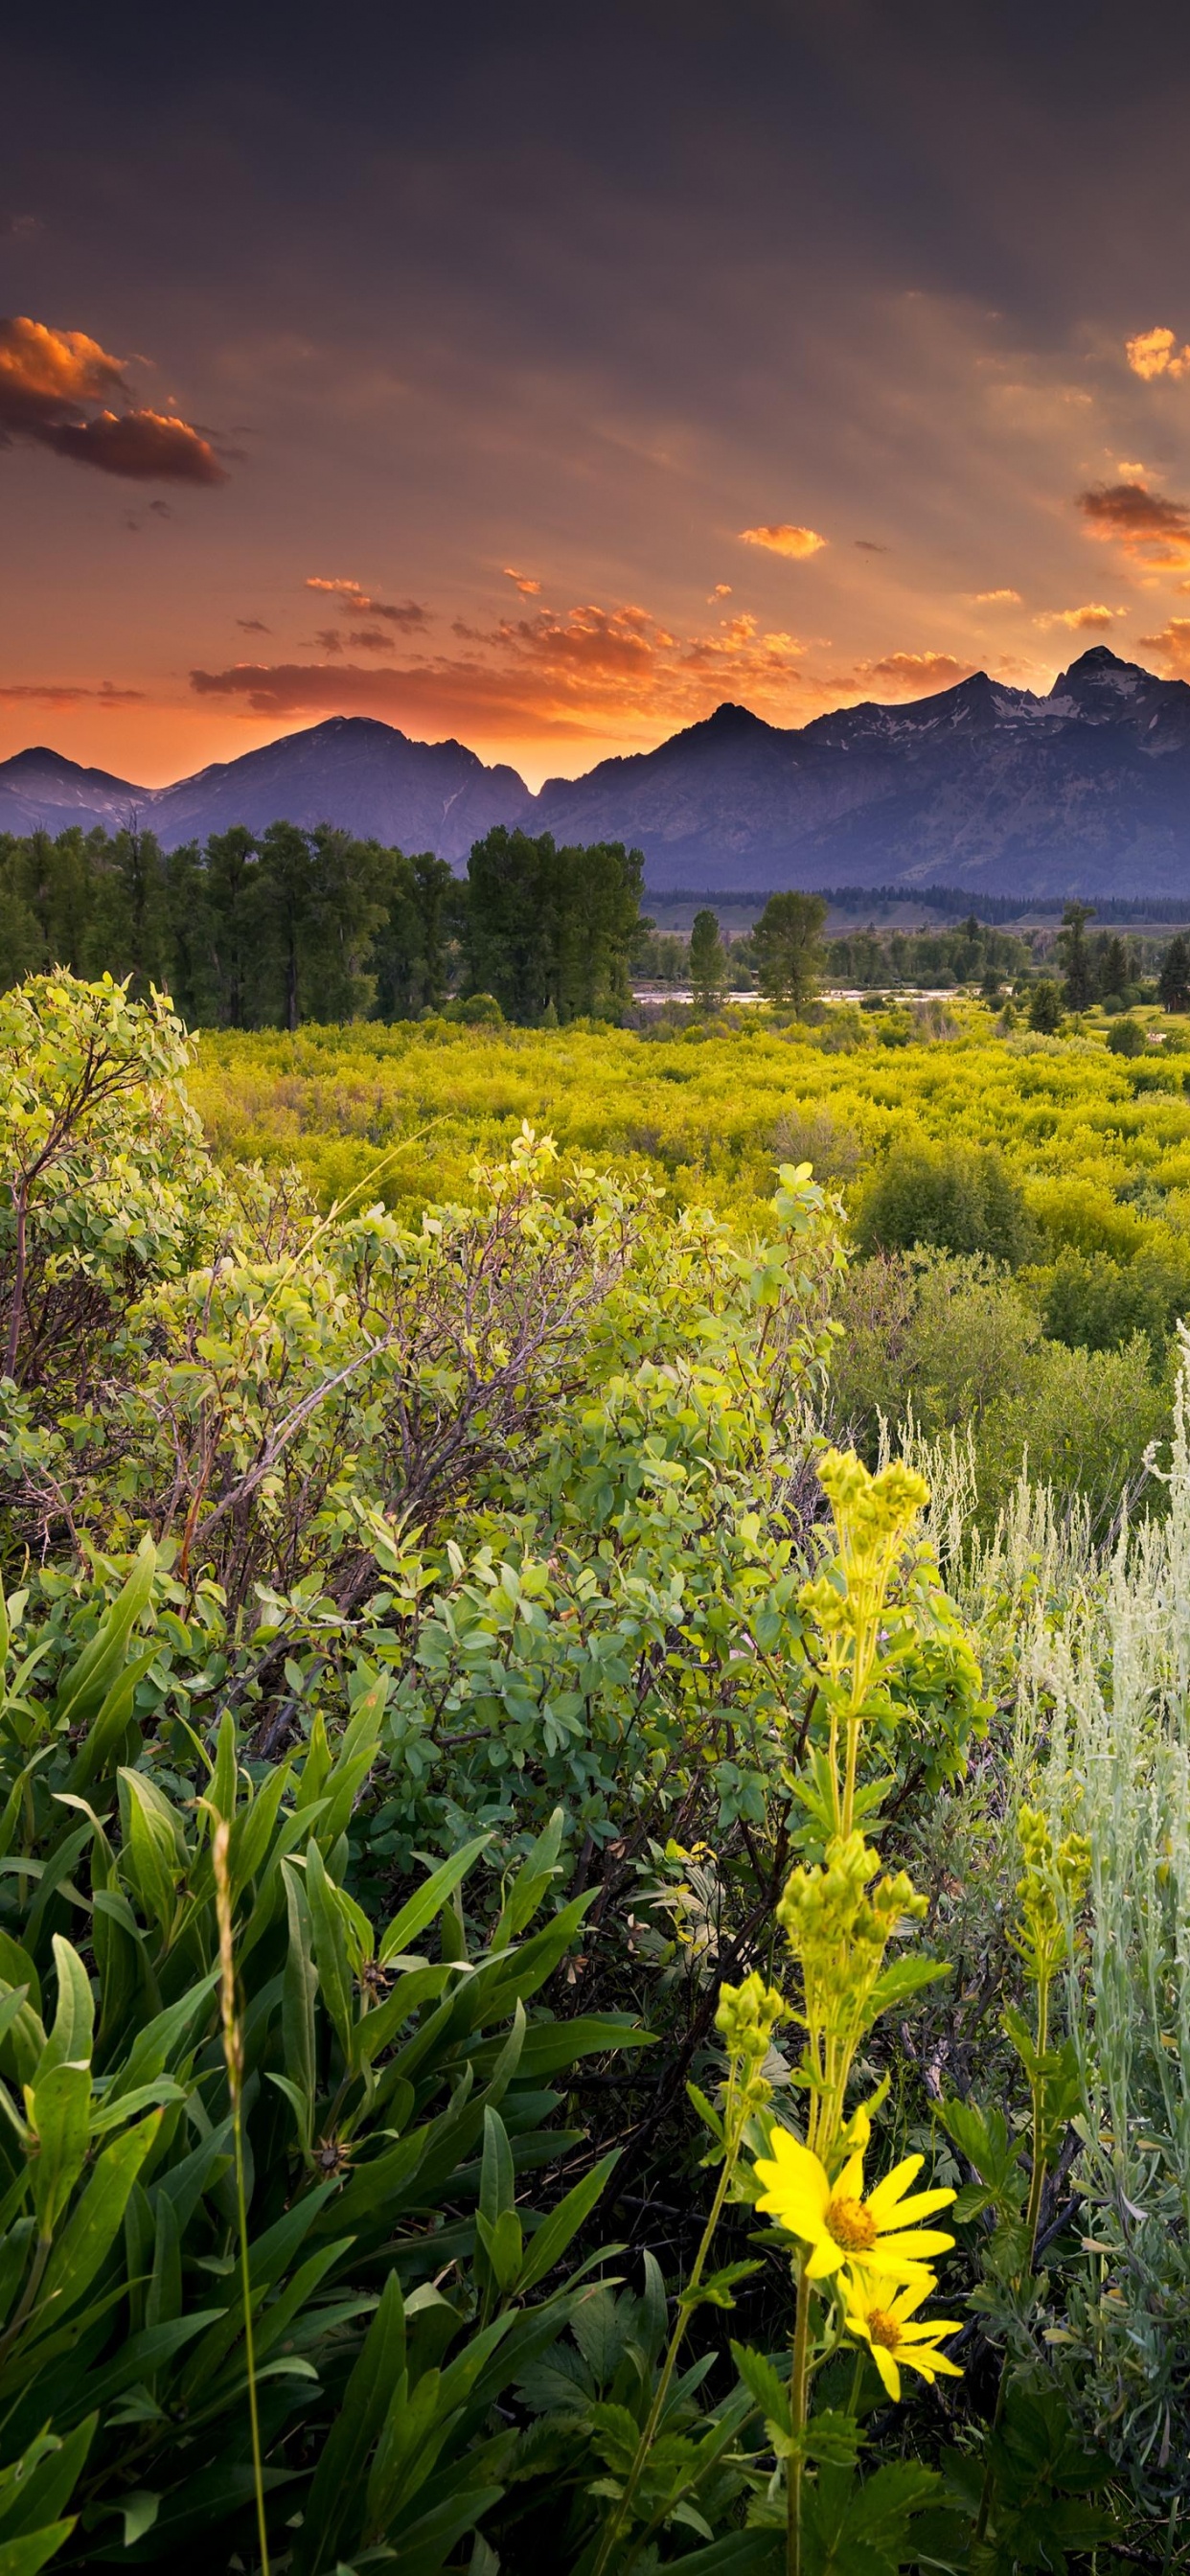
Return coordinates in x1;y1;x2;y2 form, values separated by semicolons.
753;2129;956;2283
842;2271;964;2402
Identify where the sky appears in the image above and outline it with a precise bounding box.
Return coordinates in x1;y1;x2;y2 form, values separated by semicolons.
6;0;1190;789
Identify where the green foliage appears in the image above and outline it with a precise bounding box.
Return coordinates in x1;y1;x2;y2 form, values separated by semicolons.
1056;903;1096;1013
464;828;643;1023
690;910;728;1011
752;893;827;1011
1106;1015;1145;1056
853;1144;1037;1267
2;969;1185;2569
1157;929;1190;1012
1027;980;1064;1035
0;1561;648;2568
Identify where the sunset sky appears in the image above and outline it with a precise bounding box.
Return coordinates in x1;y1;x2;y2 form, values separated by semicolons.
6;0;1190;788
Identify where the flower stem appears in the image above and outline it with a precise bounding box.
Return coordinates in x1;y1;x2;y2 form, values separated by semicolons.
787;2256;812;2576
1023;1968;1050;2270
591;2128;739;2576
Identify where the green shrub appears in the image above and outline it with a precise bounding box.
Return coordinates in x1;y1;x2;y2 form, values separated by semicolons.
1040;1244;1190;1362
828;1249;1041;1449
853;1142;1038;1266
1107;1016;1146;1056
443;990;504;1024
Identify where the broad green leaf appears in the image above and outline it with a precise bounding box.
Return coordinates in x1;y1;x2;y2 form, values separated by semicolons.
297;2270;406;2573
378;1833;491;1966
53;1541;155;1740
37;2110;162;2317
28;2059;91;2236
515;2150;620;2295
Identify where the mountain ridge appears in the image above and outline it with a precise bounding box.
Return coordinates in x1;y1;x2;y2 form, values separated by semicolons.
6;649;1190;897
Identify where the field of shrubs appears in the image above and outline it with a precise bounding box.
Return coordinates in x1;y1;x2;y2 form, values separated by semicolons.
0;971;1186;2571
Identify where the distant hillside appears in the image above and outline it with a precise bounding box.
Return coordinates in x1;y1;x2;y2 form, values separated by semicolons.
7;650;1190;896
151;718;533;864
0;719;532;869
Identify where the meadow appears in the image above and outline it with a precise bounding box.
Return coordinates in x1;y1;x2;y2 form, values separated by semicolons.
190;1001;1190;1524
190;1001;1190;1230
0;973;1186;2573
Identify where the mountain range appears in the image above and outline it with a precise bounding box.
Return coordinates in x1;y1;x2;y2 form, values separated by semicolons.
6;648;1190;897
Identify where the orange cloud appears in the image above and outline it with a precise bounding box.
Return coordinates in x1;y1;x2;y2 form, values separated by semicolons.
502;567;541;597
973;587;1022;605
739;522;827;559
1137;618;1190;675
190;594;818;745
305;577;426;628
0;315;225;483
1076;477;1190;567
1035;603;1124;631
189;599;994;751
0;316;125;424
1126;326;1190;381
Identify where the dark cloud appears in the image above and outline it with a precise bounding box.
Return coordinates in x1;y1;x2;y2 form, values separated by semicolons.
1076;479;1190;564
0;679;146;704
0;314;225;482
346;626;397;652
854;540;889;553
38;406;225;482
237;616;270;632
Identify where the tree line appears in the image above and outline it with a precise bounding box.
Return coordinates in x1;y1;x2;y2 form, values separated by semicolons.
0;821;644;1027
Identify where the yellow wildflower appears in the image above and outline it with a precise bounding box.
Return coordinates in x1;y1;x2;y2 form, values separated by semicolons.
753;2129;956;2282
842;2272;963;2402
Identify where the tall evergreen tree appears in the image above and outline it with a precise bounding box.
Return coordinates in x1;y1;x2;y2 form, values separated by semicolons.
1096;933;1130;1001
1158;931;1190;1013
1057;901;1095;1010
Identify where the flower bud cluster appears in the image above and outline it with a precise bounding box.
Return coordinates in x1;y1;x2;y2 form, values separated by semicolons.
1015;1805;1091;1975
818;1447;929;1553
716;1969;787;2064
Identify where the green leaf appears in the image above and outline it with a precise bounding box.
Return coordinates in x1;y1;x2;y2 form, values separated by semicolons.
730;2338;790;2436
28;2059;91;2237
863;1956;950;2026
378;1833;491;1965
36;1939;93;2082
0;2522;77;2574
36;2109;162;2320
0;2416;95;2541
305;1839;354;2064
297;2270;407;2574
515;2150;620;2296
476;2207;523;2295
53;1541;155;1740
492;1807;565;1948
281;1860;317;2149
